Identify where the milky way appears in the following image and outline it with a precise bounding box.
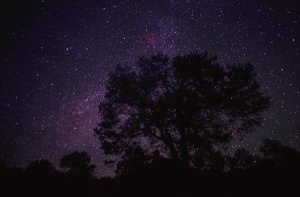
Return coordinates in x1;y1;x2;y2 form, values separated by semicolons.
0;0;299;176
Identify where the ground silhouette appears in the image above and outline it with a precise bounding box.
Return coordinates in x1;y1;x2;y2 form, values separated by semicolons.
0;140;299;196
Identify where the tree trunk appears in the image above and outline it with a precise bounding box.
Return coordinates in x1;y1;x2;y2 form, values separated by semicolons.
160;129;181;164
180;138;190;167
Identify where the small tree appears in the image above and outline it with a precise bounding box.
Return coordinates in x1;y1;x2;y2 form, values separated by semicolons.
26;160;57;179
60;151;96;178
95;51;270;169
259;139;300;169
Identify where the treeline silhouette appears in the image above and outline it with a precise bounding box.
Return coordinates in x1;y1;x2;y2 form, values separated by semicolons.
1;52;299;196
0;139;299;196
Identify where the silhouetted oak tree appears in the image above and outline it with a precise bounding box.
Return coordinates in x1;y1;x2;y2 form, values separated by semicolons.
95;52;270;168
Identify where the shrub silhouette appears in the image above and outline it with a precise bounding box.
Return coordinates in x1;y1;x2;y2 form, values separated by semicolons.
259;139;300;169
193;143;227;171
60;151;96;178
229;148;260;170
26;159;57;179
1;138;299;197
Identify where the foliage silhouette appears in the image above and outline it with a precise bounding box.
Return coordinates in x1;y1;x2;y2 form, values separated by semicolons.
229;148;260;170
115;145;152;175
25;159;57;179
259;139;300;169
95;51;271;170
60;151;96;178
0;138;299;197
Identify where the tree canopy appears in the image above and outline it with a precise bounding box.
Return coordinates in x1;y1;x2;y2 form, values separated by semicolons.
95;51;270;169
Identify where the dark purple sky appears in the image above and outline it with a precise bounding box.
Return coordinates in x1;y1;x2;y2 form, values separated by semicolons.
0;0;299;176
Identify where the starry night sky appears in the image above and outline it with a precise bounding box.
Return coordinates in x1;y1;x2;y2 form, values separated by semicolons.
0;0;299;176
